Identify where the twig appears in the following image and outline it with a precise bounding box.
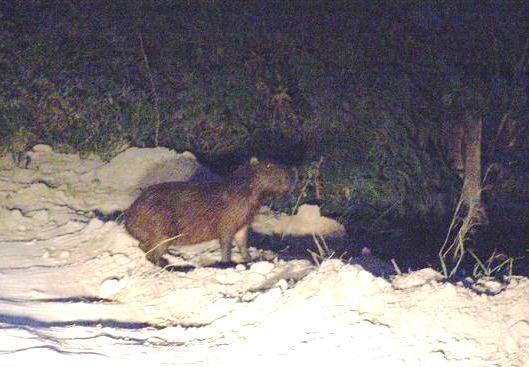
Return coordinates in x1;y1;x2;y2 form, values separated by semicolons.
391;259;402;275
138;33;162;146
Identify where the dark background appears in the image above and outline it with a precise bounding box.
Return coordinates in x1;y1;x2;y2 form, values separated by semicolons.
1;1;528;276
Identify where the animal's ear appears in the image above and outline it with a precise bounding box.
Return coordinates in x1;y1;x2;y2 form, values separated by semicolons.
250;157;259;166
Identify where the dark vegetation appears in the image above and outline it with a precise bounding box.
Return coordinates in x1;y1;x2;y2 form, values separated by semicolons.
1;1;528;276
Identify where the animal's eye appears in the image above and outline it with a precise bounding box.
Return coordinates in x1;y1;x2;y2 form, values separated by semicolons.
265;163;272;169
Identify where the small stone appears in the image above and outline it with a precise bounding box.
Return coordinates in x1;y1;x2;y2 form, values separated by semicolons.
32;144;53;152
235;264;246;271
99;277;123;298
250;261;275;274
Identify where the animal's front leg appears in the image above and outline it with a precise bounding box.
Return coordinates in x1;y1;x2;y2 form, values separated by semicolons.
234;225;250;262
219;232;234;263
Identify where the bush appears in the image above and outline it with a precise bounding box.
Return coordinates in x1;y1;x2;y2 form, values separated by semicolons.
1;1;526;235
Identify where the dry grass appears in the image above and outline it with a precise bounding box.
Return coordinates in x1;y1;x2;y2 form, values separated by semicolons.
307;232;336;265
439;165;499;279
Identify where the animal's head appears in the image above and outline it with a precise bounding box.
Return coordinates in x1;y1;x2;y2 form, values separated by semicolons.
244;157;297;197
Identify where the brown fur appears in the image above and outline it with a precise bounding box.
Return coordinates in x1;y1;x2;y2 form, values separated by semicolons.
124;159;296;267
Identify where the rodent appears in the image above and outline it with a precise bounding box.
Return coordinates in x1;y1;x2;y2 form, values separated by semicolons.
124;158;296;267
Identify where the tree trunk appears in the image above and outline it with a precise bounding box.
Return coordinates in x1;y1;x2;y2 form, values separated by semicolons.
439;117;488;277
461;117;483;212
457;117;488;250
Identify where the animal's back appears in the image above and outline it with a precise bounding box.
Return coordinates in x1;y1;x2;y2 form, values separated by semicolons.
125;181;223;247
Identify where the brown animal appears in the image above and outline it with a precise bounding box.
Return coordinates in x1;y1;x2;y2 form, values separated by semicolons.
124;158;296;267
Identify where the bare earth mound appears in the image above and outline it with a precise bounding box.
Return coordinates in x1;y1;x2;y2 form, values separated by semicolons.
0;146;528;366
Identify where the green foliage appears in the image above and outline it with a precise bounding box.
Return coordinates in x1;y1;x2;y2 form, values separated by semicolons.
303;98;459;233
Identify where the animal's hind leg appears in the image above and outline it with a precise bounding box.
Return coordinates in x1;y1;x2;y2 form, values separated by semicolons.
141;241;169;268
219;232;235;263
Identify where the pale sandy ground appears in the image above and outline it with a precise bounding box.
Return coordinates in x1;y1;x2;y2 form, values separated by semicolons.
0;146;528;367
